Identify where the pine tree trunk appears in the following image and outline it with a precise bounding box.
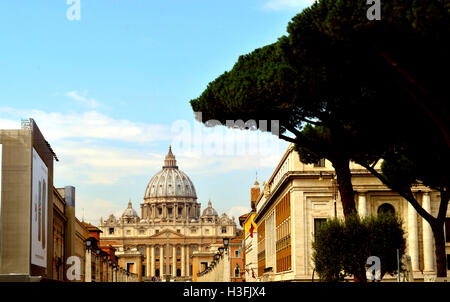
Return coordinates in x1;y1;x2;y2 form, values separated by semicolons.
332;158;366;282
332;158;357;219
431;221;448;278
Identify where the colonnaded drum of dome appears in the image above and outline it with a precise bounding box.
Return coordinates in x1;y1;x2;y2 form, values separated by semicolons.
98;147;237;281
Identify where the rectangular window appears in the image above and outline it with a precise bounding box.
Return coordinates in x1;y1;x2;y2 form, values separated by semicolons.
127;262;134;273
109;228;114;235
276;193;291;273
235;250;239;258
314;218;327;240
222;227;227;234
257;220;266;276
314;158;326;167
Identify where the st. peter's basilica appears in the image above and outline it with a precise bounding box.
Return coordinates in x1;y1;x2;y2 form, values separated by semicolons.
98;147;237;281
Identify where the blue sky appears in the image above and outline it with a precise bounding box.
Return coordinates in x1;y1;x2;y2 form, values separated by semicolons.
0;0;313;224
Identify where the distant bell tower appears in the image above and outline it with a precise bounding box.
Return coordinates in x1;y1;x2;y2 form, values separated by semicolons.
250;180;260;211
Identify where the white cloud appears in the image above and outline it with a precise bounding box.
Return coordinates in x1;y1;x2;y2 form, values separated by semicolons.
0;107;289;185
0;118;20;129
0;108;170;144
76;197;124;226
170;119;288;175
263;0;315;11
0;106;289;227
65;91;100;108
228;206;251;224
54;142;164;185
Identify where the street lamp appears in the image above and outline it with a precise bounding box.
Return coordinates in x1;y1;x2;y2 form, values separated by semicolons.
223;238;229;255
86;239;92;250
223;238;229;247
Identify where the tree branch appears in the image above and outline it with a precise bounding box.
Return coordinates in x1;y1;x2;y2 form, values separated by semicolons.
299;117;320;126
283;123;302;138
437;190;450;222
359;162;436;224
278;134;298;144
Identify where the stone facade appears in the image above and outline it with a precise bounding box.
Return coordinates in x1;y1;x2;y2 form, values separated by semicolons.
98;147;237;281
254;143;450;282
239;181;259;282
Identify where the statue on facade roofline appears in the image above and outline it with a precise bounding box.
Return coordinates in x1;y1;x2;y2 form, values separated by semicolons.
263;181;270;198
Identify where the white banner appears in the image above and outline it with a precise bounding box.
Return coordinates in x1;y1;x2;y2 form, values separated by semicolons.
31;148;48;268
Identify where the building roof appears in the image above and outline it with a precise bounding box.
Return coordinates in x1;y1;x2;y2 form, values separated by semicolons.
81;221;103;233
238;213;249;227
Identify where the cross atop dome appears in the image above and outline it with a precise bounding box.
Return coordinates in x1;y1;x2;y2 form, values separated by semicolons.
163;145;178;168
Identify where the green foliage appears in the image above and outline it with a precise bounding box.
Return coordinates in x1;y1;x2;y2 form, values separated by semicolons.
312;213;406;282
365;214;406;278
312;219;346;282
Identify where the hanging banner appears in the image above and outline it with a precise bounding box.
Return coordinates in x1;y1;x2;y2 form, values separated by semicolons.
31;148;48;268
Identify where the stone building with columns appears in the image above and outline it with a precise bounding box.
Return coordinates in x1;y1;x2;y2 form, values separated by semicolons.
254;143;450;282
98;147;237;281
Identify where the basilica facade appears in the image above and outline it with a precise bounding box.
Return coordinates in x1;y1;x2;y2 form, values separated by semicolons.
98;147;237;281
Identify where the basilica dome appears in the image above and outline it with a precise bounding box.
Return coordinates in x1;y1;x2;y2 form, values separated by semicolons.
144;147;197;200
122;201;138;218
202;200;218;217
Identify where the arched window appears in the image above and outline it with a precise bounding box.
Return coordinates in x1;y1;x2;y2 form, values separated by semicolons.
377;203;395;216
155;247;160;257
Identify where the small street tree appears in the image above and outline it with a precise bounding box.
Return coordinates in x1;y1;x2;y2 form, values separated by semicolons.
313;214;406;282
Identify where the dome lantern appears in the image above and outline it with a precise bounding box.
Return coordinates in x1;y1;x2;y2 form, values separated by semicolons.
163;145;178;169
